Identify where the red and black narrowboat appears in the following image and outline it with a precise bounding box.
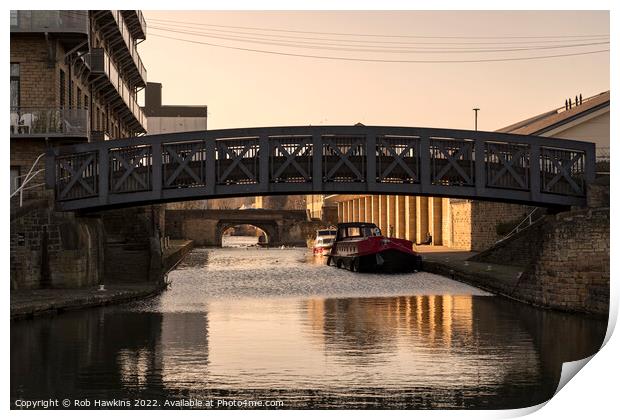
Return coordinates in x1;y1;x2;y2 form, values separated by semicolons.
327;222;422;273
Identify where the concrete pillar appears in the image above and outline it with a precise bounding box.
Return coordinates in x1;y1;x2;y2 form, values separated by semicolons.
416;196;429;244
372;195;380;226
442;198;451;247
432;197;443;245
405;196;416;242
364;196;371;223
337;202;343;223
352;198;359;222
387;195;396;237
379;195;388;236
396;195;406;239
347;200;353;222
358;197;365;221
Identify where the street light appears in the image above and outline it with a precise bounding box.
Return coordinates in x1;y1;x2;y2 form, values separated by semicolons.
472;108;480;131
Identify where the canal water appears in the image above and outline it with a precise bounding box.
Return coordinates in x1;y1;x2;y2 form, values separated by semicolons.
11;243;606;409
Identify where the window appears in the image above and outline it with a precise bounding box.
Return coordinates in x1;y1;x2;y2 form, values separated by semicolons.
10;63;19;109
69;80;74;107
77;87;82;108
84;95;88;109
10;166;20;195
59;69;66;107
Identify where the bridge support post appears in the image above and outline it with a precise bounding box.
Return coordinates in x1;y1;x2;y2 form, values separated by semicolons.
259;135;269;190
152;142;162;200
205;138;215;195
312;133;322;191
98;147;109;206
529;142;541;203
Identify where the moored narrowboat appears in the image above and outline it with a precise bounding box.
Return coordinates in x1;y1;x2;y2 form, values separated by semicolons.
327;222;422;273
312;228;337;256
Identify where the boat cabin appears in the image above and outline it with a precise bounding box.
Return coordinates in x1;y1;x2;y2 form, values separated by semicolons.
335;222;382;241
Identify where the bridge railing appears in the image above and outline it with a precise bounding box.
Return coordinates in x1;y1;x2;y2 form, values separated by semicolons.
46;126;596;211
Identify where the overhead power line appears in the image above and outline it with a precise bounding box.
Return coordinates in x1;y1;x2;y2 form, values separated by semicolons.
149;33;609;64
148;20;609;46
149;25;609;54
147;17;609;41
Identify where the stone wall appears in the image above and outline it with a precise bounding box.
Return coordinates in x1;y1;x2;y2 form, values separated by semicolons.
466;207;609;316
449;199;530;251
11;204;104;289
11;202;167;289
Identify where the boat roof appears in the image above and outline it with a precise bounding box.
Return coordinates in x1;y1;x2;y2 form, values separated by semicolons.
336;222;378;228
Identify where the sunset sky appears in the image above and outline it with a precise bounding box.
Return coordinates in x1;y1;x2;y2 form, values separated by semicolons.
139;10;609;131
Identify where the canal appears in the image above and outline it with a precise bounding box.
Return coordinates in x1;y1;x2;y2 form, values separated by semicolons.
11;245;606;409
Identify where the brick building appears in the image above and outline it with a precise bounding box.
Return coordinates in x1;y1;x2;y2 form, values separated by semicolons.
10;10;147;201
10;10;153;290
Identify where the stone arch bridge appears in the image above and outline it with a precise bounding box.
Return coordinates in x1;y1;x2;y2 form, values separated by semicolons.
47;125;596;211
165;209;322;247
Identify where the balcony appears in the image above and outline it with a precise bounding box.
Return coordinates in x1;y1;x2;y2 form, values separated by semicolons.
10;10;89;34
85;48;147;133
10;107;89;138
121;10;146;40
93;11;147;87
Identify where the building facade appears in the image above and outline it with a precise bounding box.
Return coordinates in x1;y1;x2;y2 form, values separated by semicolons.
143;81;207;134
10;10;147;201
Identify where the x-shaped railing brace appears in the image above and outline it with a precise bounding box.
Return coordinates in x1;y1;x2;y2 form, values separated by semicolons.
323;138;364;181
58;154;96;199
164;143;203;187
271;140;310;181
218;142;255;182
111;148;150;192
377;138;418;182
433;142;473;185
543;152;583;194
487;144;528;189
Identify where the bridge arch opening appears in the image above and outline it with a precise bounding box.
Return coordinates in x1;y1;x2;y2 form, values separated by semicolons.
217;222;277;248
220;224;269;247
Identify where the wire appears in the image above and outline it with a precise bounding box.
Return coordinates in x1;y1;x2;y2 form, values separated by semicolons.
149;33;609;63
147;17;609;41
148;20;609;46
149;25;609;54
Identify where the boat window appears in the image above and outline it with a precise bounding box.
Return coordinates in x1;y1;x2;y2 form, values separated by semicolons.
347;227;361;237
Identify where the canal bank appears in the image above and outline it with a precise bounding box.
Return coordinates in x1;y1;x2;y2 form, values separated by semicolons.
11;240;193;321
418;207;609;319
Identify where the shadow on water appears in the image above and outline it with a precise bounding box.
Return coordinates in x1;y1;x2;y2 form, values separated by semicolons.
11;292;606;409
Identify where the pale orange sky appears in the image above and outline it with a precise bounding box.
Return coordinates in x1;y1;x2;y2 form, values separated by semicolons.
139;10;609;131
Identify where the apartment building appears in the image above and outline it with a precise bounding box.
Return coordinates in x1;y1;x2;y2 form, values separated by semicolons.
10;10;148;201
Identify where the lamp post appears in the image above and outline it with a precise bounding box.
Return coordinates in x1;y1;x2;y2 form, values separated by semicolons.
473;108;480;131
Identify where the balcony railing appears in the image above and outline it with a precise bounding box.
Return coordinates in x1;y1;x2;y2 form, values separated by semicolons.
10;10;89;34
85;48;147;132
121;10;146;40
110;11;147;86
10;107;89;138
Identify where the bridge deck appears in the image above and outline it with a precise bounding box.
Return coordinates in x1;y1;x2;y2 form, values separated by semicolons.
46;125;595;211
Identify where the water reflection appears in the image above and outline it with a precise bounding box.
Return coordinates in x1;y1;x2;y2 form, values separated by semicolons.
11;293;605;409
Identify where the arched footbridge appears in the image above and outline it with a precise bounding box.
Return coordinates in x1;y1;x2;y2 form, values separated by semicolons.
46;125;596;211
